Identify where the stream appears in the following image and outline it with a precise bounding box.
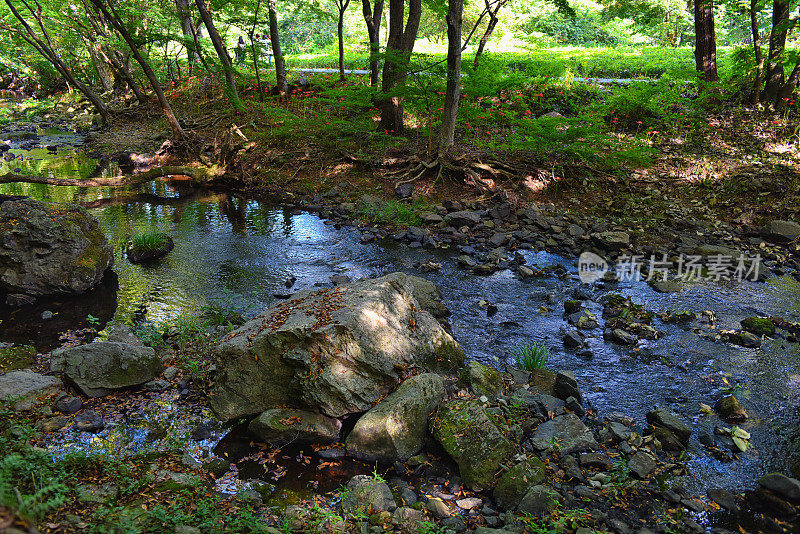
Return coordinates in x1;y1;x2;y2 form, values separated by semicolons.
2;125;800;511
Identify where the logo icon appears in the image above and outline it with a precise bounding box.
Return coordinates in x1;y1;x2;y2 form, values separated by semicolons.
578;251;608;283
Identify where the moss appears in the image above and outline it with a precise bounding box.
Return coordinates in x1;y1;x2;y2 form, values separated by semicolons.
0;345;37;371
741;317;775;336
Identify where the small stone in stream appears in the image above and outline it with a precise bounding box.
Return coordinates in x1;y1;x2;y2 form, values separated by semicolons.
284;276;297;288
564;300;582;314
708;488;740;511
518;265;535;278
54;395;82;414
554;370;582;405
341;475;397;514
441;516;466;532
317;447;345;459
698;427;716;448
714;395;748;422
191;423;213;440
329;274;351;285
41;310;53;320
163;366;179;380
682;498;705;512
38;416;68;432
517;485;559;515
458;255;477;268
456;497;482;510
646;408;691;444
394;182;414;199
759;473;800;502
360;233;375;243
740;317;775;336
562;454;583;480
74;410;104;433
627;451;657;479
144;379;170;392
611;328;637;345
563;329;584;348
398;486;417;506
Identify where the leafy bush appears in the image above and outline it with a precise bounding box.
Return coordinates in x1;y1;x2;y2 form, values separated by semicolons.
525;11;618;46
513;341;550;370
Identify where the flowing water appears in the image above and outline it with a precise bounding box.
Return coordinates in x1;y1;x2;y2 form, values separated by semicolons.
2;132;800;509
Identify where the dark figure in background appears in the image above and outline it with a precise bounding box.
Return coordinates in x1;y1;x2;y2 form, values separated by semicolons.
235;36;246;65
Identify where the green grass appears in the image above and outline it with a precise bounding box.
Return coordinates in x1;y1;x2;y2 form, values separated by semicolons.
356;197;430;228
513;341;551;370
130;230;168;252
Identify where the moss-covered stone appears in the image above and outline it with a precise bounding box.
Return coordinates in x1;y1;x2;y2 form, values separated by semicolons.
460;361;502;399
432;399;514;490
0;344;36;370
741;317;775;337
493;458;546;510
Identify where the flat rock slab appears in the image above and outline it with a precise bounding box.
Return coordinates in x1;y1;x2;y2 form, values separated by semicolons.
533;413;597;454
249;408;341;446
0;370;61;410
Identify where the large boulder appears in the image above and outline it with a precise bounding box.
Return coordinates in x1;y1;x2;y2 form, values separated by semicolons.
0;199;114;302
432;399;514;490
532;413;597;454
0;370;61;410
209;273;464;420
761;220;800;244
249;409;341;446
50;342;162;397
346;373;445;462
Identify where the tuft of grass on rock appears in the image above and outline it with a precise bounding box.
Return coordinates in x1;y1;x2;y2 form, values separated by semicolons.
513;341;550;371
130;230;169;252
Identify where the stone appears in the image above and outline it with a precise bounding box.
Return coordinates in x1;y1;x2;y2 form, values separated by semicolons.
341;475;397;515
0;199;113;300
563;329;584;348
714;395;748;423
740;317;775;337
708;488;740;511
579;452;612;470
210;273;463;420
394;183;414;199
759;473;800;502
54;395;82;414
164;366;179;380
51;342;162;397
38;416;69;432
346;373;443;462
493;459;546;510
433;399;514;490
144;379;170;392
0;370;61;410
106;324;144;346
532;413;597;454
76;483;119;503
761;220;800;244
517;485;559;515
627;451;656;479
591;231;630;251
74;410;104;432
126;233;174;263
461;361;502;399
426;498;450;518
554;370;582;405
250;409;341;446
390;506;425;533
646;408;691;444
611;329;637;345
444;211;482;227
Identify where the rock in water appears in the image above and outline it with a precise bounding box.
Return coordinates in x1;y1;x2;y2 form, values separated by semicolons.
249;409;341;445
0;199;114;301
346;373;445;462
210;273;464;420
51;342;162;397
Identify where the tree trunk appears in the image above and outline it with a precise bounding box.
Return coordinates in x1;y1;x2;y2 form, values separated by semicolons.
3;0;110;124
268;0;288;94
361;0;384;86
439;0;462;150
194;0;241;106
473;0;504;69
764;0;789;102
750;0;764;104
86;38;114;92
338;0;351;83
104;47;148;103
89;0;186;141
777;61;800;105
693;0;718;82
378;0;422;132
175;0;200;65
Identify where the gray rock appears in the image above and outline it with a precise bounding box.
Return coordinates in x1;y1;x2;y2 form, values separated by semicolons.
341;475;397;514
554;370;582;405
493;459;546;510
761;220;800;243
391;506;425;533
210;273;463;420
250;409;341;446
532;413;597;454
106;324;144;346
611;329;637;346
563;329;584;348
759;473;800;502
76;483;119;503
708;488;740;511
54;395;82;414
517;485;559;515
426;498;451;518
627;451;656;479
592;231;630;251
51;342;162;397
433;399;514;490
144;379;170;392
461;361;502;399
646;408;691;444
0;370;61;410
74;410;104;432
444;211;482;227
0;199;113;299
346;373;444;462
714;395;748;422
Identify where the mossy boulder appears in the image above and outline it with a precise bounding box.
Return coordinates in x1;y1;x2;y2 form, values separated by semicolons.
460;361;502;399
741;317;775;337
714;395;748;423
494;458;546;510
0;199;113;303
432;399;514;490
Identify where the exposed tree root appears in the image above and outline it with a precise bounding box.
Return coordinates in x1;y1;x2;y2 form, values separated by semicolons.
0;165;226;188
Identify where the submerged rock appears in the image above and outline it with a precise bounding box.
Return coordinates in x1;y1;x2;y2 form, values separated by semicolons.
346;373;444;462
0;199;113;303
51;341;162;397
249;408;341;446
210;273;464;420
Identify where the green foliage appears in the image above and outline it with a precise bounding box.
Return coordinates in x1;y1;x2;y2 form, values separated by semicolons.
525;11;617;45
130;230;169;252
513;341;550;370
0;449;69;523
278;18;337;54
356;197;430;228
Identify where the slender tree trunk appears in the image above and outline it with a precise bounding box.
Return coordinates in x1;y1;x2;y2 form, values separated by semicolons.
3;0;110;123
194;0;241;105
764;0;789;102
175;0;199;65
777;61;800;105
86;38;114;92
379;0;422;132
337;0;351;83
89;0;186;141
693;0;718;82
439;0;462;150
250;37;264;101
750;0;764;104
473;0;504;69
361;0;384;86
104;48;148;103
267;0;288;94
